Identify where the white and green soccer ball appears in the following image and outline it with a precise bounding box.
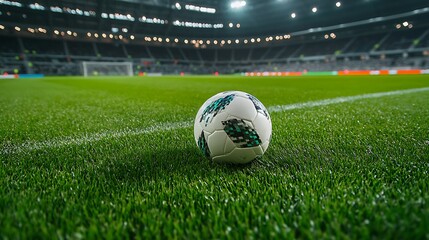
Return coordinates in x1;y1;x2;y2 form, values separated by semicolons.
194;91;272;164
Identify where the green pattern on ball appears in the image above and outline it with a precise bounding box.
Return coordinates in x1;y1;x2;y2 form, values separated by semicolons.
200;94;235;126
222;119;262;148
197;131;211;158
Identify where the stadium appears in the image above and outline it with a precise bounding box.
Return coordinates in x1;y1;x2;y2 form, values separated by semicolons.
1;0;428;238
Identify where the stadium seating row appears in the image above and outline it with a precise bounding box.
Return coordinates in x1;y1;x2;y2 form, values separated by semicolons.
1;26;428;75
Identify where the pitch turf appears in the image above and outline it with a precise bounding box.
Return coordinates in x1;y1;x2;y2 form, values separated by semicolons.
1;75;428;239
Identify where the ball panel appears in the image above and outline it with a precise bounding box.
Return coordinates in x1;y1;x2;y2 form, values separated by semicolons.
199;93;235;127
225;96;257;122
197;131;210;158
203;111;230;133
252;145;264;156
212;147;259;164
223;137;236;155
194;92;234;126
252;113;272;144
246;94;270;120
193;120;203;143
221;118;262;148
261;141;270;152
207;130;228;157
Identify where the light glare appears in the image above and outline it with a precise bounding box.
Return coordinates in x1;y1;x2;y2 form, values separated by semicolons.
231;0;246;9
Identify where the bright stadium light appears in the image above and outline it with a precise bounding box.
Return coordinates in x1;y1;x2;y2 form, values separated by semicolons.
312;7;317;13
336;2;341;7
231;0;246;9
291;12;296;18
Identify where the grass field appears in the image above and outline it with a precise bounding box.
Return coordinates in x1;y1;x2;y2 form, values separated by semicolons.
1;75;429;239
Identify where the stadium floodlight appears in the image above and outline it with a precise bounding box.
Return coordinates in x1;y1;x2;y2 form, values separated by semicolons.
336;2;341;7
231;0;246;9
82;62;133;77
291;12;296;18
312;7;317;13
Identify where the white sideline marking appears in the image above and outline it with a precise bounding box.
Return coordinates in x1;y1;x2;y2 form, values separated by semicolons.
268;87;429;112
1;121;192;155
2;87;429;155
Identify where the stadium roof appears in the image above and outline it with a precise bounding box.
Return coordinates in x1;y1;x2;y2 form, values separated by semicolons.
1;0;428;39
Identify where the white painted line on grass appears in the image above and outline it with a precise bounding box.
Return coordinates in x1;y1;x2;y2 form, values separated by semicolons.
1;121;193;155
2;87;429;155
268;87;429;112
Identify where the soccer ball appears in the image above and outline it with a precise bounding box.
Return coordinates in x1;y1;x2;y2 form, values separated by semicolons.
194;91;272;164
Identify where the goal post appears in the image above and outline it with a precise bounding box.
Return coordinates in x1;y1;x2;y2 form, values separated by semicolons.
82;61;133;77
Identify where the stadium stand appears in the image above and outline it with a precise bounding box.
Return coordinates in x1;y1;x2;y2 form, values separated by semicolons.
1;28;429;75
0;0;428;76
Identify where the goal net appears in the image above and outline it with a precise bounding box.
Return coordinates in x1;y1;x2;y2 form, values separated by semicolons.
82;61;133;77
